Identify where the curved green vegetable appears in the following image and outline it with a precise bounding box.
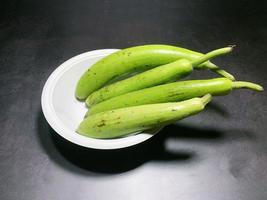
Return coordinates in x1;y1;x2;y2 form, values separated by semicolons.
86;47;233;106
76;45;235;100
86;78;263;116
77;94;212;139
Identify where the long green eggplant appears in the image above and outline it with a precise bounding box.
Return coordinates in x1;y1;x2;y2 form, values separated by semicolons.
86;47;233;106
86;78;263;116
77;95;211;139
76;45;234;100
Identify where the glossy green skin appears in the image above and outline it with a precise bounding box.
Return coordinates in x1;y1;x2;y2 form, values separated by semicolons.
87;78;232;116
77;96;210;139
75;44;215;100
86;59;192;106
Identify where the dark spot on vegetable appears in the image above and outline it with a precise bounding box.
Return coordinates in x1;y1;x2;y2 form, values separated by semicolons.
97;122;105;127
168;93;177;98
168;92;185;98
97;119;106;127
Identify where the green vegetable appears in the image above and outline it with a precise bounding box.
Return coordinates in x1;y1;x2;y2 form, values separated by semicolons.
86;78;263;116
77;94;212;139
86;47;233;106
76;45;235;100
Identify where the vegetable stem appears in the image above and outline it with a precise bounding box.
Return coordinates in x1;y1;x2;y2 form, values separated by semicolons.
210;67;235;81
232;81;263;91
192;46;235;80
200;94;212;106
192;47;233;68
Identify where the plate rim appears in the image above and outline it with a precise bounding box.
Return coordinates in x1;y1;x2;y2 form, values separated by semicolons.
41;49;161;150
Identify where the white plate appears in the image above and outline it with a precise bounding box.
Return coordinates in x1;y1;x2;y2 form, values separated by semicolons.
41;49;162;149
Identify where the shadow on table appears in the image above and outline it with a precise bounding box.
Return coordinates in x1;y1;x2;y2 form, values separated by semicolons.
37;103;253;175
37;114;222;175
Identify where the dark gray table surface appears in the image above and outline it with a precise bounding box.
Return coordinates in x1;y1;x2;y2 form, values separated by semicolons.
1;0;267;199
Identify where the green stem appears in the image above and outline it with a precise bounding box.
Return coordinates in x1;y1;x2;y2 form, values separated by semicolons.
191;46;235;80
192;47;233;68
200;94;212;106
209;65;236;81
232;81;264;91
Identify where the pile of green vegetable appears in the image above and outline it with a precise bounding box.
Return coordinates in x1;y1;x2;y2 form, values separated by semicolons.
75;44;263;139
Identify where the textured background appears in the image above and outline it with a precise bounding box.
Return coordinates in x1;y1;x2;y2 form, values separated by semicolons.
0;0;267;199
